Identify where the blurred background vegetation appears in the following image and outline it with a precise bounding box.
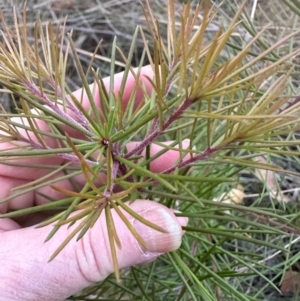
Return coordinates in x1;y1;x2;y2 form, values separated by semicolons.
1;0;300;300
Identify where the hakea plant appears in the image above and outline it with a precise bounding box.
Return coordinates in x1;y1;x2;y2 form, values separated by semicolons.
1;0;300;300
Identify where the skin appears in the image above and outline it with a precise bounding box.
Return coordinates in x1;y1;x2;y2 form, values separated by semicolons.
0;66;189;301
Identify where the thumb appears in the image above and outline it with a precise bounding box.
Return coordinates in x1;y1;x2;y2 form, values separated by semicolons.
0;200;187;301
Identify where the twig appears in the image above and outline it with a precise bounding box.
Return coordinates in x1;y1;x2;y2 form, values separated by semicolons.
250;212;300;236
162;146;218;175
125;97;194;158
26;81;92;137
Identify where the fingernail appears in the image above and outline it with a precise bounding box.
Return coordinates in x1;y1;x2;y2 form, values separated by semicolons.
133;207;184;253
173;210;189;230
182;139;190;147
182;139;196;151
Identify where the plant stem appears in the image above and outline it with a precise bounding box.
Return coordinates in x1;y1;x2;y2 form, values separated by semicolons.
162;146;218;175
125;97;194;158
58;153;97;166
26;80;92;137
250;212;300;236
49;78;91;131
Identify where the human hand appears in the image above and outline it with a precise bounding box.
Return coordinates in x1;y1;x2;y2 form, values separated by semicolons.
0;66;189;301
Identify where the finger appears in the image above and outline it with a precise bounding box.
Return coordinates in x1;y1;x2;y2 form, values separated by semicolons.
0;171;77;214
126;139;192;173
0;200;188;301
61;65;154;141
71;65;154;114
0;139;193;215
0;139;192;214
